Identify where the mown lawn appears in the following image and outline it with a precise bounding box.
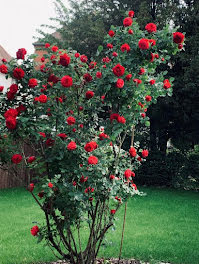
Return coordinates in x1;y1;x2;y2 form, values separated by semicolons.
0;187;198;264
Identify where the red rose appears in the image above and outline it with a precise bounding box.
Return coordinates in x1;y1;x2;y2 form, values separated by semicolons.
80;175;88;183
128;29;133;34
31;225;39;236
149;39;156;46
0;64;8;74
107;43;113;49
13;67;25;80
108;30;115;37
141;113;146;118
128;10;134;17
67;141;77;150
45;138;55;147
38;94;47;103
0;86;4;92
178;44;183;49
61;75;73;87
28;78;38;88
4;108;18;119
51;46;58;52
96;71;102;78
57;133;67;139
2;58;7;63
11;154;22;164
89;61;97;69
110;113;119;122
116;78;124;88
121;43;131;52
139;68;145;75
173;32;185;44
80;54;88;63
145;95;152;102
45;43;50;48
67;116;76;125
132;183;137;190
84;141;98;152
29;183;34;192
84;73;92;82
75;52;80;58
88;156;98;165
6;117;17;130
129;147;136;157
142;149;149;158
110;209;116;214
48;182;53;188
110;174;115;180
99;133;109;140
27;156;36;163
123;17;133;27
38;191;44;198
163;79;171;89
112;52;118;57
149;80;156;85
59;53;71;66
145;23;157;33
133;79;142;85
126;74;132;81
39;132;46;138
85;90;94;99
9;84;18;94
79;106;83;111
138;39;150;50
124;169;135;179
117;116;126;124
112;64;125;77
137;156;142;162
16;48;27;60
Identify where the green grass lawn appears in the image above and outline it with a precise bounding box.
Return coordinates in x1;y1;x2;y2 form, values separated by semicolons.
0;187;199;264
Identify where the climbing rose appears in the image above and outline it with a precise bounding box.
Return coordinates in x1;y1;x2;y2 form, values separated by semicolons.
0;64;8;74
51;46;58;52
59;53;71;66
4;108;18;119
57;133;67;139
173;32;185;44
110;175;115;180
75;52;80;58
116;79;124;88
61;75;73;87
128;29;133;34
142;150;149;158
139;68;145;75
149;39;156;46
145;95;152;102
96;72;102;78
27;156;36;163
29;183;34;192
13;67;25;80
45;138;55;147
110;209;116;214
28;78;38;88
145;23;157;33
149;80;156;85
112;64;125;77
9;84;18;94
121;43;130;52
48;182;53;188
117;116;126;124
124;169;135;179
67;116;76;125
45;43;50;48
80;54;88;63
129;147;136;157
16;48;27;59
11;154;22;164
67;141;77;150
31;225;39;236
88;156;98;165
84;73;92;82
112;52;118;57
128;10;134;17
108;30;115;37
38;94;47;103
99;133;109;140
123;17;132;27
84;142;98;152
6;117;17;130
86;90;94;99
126;74;132;81
107;43;113;49
163;79;171;89
138;39;150;50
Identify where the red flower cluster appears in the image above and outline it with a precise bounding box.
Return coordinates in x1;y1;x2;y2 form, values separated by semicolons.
61;75;73;87
67;141;77;150
96;71;102;78
31;225;39;236
124;169;135;179
99;133;109;140
45;138;55;147
86;90;94;99
138;39;150;50
11;154;23;164
84;141;98;152
28;78;38;88
27;156;36;163
0;64;8;74
88;156;98;165
59;53;71;66
145;23;157;33
107;43;113;49
16;48;27;60
173;32;185;44
4;108;18;130
48;182;53;188
121;43;131;52
142;149;149;158
128;10;134;17
112;64;125;77
163;79;171;89
126;74;132;81
57;133;67;139
67;116;76;125
0;86;4;92
145;95;152;102
110;113;126;124
80;54;88;63
51;46;58;52
123;17;133;27
37;94;48;103
139;68;145;75
116;78;124;88
129;147;136;157
108;30;115;37
149;80;156;85
7;84;18;100
84;73;92;82
13;67;25;80
29;183;34;192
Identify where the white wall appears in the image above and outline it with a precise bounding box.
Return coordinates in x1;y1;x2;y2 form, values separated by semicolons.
0;73;12;92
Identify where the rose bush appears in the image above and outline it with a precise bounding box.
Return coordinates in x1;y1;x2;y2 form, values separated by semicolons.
0;10;184;264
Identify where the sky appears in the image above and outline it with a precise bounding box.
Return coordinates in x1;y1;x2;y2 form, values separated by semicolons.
0;0;69;57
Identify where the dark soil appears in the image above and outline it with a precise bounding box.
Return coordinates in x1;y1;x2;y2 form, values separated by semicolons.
44;258;148;264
